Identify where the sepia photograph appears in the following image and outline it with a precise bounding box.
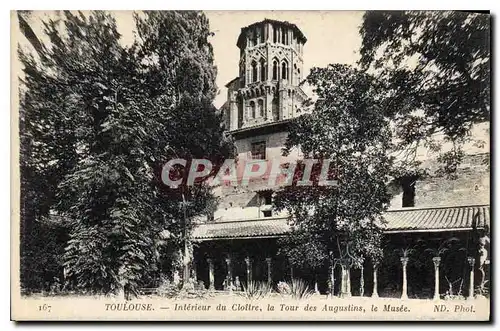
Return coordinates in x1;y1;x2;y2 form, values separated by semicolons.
10;9;490;321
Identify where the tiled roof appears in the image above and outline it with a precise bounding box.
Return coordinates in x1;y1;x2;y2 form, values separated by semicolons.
383;205;490;233
192;218;290;240
229;118;292;134
192;205;490;240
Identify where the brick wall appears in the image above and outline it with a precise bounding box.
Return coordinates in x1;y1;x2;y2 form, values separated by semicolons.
216;127;490;216
388;153;490;209
234;130;296;161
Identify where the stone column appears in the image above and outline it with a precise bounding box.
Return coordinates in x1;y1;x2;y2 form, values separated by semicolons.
340;262;351;298
207;258;214;291
360;265;365;297
433;257;441;300
243;100;249;126
290;265;294;280
266;258;272;285
372;263;379;298
245;256;252;284
245;54;250;87
225;257;233;293
257;62;261;82
265;88;271;121
401;257;409;299
278;84;286;121
468;257;475;300
191;260;198;282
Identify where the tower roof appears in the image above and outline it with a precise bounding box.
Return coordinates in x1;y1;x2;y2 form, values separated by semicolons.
236;18;307;48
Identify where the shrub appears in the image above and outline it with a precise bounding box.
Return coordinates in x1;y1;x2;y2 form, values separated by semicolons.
277;279;313;300
277;281;291;295
290;279;313;300
156;276;181;298
239;281;271;300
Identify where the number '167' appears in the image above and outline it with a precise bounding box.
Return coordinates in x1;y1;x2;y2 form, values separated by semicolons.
38;304;51;313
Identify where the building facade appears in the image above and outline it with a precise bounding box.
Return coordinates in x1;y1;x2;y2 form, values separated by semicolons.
191;19;490;299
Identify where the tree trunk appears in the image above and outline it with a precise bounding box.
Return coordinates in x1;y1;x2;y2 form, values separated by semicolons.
330;263;335;297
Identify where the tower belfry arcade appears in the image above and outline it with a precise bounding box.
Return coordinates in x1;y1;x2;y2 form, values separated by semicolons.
224;19;308;131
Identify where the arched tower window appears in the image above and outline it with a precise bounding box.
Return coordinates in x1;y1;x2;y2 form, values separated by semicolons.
260;58;266;81
260;26;265;43
252;30;258;46
258;99;264;117
273;25;277;43
251;61;258;83
282;28;287;45
250;101;256;118
272;60;278;80
281;61;288;80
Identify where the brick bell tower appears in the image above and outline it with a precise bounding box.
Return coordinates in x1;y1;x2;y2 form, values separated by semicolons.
225;19;308;132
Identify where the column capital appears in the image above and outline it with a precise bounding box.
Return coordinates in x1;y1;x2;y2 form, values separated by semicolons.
467;256;476;267
206;258;213;264
225;257;231;265
266;257;272;264
400;257;409;265
245;256;252;265
432;256;441;266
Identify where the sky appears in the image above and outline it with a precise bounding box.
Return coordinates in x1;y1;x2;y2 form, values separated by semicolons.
112;11;366;108
16;11;364;108
201;11;365;108
18;11;364;108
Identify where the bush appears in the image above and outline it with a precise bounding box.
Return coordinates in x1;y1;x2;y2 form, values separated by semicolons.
154;275;210;299
277;281;291;295
156;276;181;298
444;294;466;300
239;281;272;300
277;279;313;300
290;279;313;300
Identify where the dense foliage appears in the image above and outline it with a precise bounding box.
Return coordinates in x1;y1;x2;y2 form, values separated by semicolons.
18;10;233;295
275;64;393;271
359;11;490;175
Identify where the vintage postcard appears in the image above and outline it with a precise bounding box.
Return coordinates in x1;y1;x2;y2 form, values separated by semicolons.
11;10;490;321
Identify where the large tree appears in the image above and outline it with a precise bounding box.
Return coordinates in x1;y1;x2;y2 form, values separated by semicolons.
274;64;392;275
18;10;233;296
132;11;234;287
359;11;490;175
